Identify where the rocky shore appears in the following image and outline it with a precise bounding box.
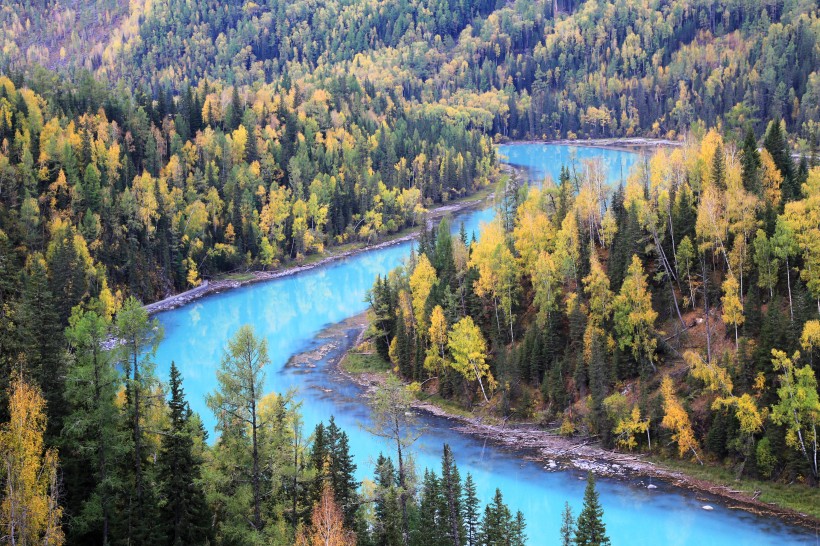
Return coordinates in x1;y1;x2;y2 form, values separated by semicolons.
333;316;820;532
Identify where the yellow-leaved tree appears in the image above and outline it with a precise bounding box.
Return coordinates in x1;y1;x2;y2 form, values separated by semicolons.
0;375;64;545
447;316;495;403
296;484;356;546
721;275;744;351
469;220;519;342
660;375;702;464
409;253;438;332
424;305;449;375
612;255;658;373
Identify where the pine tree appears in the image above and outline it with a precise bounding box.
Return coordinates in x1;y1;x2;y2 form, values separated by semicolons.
374;454;403;546
327;416;360;528
560;502;575;546
763;119;796;201
511;511;527;546
461;474;480;546
440;444;463;546
15;254;64;441
158;362;210;546
740;128;761;195
477;489;513;546
206;325;270;532
116;296;163;545
711;141;727;191
63;308;125;545
417;470;445;546
574;474;610;546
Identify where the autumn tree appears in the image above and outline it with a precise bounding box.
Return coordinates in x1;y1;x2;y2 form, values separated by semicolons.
448;317;495;403
721;275;744;351
0;375;64;546
409;253;438;332
660;376;702;464
769;350;819;479
469;220;519;342
296;484;356;546
612;256;658;373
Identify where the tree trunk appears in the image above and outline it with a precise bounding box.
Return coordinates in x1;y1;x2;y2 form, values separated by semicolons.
701;255;712;364
396;432;410;546
251;396;261;530
94;348;110;546
471;361;490;403
786;256;793;321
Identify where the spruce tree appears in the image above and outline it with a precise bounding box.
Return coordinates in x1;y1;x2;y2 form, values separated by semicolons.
374;454;403;546
560;502;575;546
116;296;164;545
440;444;463;546
327;416;360;527
63;308;126;545
158;362;210;546
461;473;480;546
477;489;513;546
574;473;610;546
740;128;761;195
763;119;796;201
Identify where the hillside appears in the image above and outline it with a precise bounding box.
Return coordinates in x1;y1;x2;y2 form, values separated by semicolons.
0;0;818;545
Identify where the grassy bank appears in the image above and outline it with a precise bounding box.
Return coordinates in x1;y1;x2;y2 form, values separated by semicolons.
649;456;820;519
341;351;391;374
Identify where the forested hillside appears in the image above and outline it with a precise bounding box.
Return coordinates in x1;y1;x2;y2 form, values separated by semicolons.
370;123;820;485
0;0;819;544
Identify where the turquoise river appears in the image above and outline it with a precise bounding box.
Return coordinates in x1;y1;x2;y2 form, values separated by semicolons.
154;143;818;545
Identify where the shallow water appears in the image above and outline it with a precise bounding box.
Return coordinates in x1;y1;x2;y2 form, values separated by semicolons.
154;144;817;545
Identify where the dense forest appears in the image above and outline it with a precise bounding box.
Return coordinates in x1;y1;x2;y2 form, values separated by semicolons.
370;123;820;484
0;0;818;544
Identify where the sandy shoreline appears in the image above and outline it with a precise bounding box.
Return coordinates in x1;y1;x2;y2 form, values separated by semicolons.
331;315;820;532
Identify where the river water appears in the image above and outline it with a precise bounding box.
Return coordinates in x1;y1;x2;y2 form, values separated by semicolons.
154;144;816;545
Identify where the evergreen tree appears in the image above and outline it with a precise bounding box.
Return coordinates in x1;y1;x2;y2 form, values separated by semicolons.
63;308;125;545
157;362;210;546
116;296;163;545
574;474;610;546
206;325;269;533
374;454;403;546
15;254;64;440
763;119;796;201
740;128;761;195
560;502;575;546
461;473;480;546
326;416;360;528
440;444;463;546
477;489;513;546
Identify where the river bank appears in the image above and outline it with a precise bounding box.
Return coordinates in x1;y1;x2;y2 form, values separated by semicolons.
330;315;820;532
144;137;653;315
144;185;496;315
498;136;683;154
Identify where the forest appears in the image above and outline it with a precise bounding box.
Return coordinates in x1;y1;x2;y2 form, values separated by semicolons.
0;0;818;544
369;122;820;484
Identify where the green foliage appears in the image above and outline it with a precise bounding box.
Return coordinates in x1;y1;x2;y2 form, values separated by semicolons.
573;474;610;546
